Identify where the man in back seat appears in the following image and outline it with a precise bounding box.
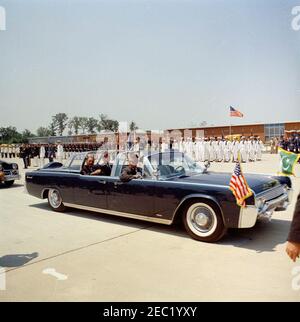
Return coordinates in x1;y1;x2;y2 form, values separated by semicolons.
120;153;143;182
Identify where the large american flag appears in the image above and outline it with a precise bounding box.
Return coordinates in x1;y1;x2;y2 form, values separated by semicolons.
230;106;244;117
229;161;253;207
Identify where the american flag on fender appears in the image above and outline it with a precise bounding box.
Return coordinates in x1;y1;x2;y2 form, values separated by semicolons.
229;161;253;207
230;106;244;117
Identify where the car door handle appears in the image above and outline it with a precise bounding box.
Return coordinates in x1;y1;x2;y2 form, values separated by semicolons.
97;180;107;184
114;181;123;187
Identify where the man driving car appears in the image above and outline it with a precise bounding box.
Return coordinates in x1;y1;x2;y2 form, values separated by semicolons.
81;154;103;176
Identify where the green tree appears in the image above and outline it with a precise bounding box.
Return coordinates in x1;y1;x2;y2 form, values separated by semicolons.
48;122;57;136
21;129;35;143
0;126;22;143
36;126;51;137
78;117;88;134
68;116;80;135
98;114;119;132
129;121;138;132
52;113;68;136
86;117;98;134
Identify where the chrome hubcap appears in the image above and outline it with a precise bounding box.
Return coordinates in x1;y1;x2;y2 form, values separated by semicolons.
190;206;215;233
49;189;61;208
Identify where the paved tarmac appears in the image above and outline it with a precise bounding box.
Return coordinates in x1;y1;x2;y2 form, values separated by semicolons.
0;154;299;301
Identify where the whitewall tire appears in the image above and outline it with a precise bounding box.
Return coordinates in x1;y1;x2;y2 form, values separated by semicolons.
183;201;226;242
47;189;66;212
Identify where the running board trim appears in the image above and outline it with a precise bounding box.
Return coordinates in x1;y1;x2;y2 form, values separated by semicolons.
63;203;172;225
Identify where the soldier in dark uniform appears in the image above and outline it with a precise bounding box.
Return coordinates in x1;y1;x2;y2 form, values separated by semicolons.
288;136;296;153
47;144;55;162
286;193;300;262
25;144;31;167
20;144;27;169
295;135;300;154
279;136;286;150
120;153;143;182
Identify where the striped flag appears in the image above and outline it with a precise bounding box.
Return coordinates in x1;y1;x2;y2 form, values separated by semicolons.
229;160;253;207
230;106;244;117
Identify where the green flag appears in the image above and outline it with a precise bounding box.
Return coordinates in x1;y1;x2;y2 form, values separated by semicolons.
278;147;300;176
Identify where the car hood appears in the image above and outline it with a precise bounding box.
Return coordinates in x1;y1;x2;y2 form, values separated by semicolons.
0;160;15;170
169;172;280;194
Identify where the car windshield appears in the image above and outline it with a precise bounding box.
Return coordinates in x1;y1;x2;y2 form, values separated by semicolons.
64;150;115;172
147;152;205;178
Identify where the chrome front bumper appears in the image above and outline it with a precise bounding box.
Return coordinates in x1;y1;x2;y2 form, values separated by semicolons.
3;173;21;181
238;188;292;228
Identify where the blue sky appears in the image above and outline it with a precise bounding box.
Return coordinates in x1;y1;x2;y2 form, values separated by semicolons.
0;0;299;132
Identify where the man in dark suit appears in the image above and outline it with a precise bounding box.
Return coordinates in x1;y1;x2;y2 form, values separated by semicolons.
120;153;143;182
286;193;300;262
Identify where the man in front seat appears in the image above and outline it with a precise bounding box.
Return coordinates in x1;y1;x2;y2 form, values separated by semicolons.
120;153;143;182
81;154;103;176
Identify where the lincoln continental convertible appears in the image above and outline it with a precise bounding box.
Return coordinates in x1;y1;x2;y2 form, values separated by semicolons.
25;150;293;242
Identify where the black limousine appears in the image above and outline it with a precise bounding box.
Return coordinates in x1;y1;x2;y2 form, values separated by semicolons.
0;160;21;187
25;150;293;242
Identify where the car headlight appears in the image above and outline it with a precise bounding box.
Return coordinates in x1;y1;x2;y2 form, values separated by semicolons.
12;163;18;170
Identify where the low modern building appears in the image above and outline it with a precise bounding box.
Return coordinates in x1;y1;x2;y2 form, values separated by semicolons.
167;121;300;142
28;121;300;144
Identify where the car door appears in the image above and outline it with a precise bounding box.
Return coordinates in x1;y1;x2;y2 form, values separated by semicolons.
105;176;156;217
72;174;108;209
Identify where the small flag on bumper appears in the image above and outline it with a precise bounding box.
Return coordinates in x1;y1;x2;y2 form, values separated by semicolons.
229;160;253;207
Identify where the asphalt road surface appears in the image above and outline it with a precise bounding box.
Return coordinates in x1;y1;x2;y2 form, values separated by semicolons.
0;154;300;301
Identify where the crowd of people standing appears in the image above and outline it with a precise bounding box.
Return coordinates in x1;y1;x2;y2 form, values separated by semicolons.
1;134;299;169
278;135;300;154
160;136;265;163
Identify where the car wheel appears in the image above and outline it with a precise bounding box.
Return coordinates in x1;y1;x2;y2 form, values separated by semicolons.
183;201;226;242
47;188;66;212
4;180;14;187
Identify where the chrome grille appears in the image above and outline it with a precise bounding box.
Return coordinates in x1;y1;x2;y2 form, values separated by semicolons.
4;170;11;175
258;185;285;201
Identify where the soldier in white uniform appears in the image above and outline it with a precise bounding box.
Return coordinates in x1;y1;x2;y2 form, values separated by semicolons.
255;136;264;161
215;137;223;162
8;144;12;158
239;137;248;162
196;137;205;162
16;145;20;158
178;138;184;153
203;138;210;161
11;145;16;158
0;145;4;158
223;139;231;162
231;138;239;162
208;137;216;162
4;145;8;158
39;144;46;167
248;136;256;162
56;143;64;164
